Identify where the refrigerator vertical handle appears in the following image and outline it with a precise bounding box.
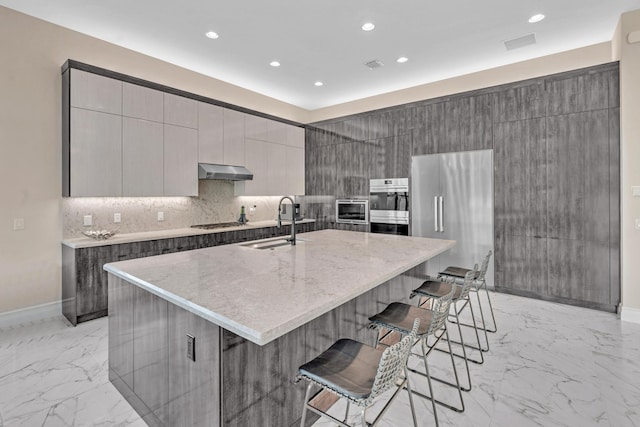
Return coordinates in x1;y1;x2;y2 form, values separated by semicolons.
438;196;444;232
434;196;439;232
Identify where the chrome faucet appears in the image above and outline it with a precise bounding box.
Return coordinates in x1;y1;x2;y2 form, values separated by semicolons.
277;196;296;245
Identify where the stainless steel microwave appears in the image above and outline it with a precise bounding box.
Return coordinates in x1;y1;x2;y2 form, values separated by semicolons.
336;199;369;224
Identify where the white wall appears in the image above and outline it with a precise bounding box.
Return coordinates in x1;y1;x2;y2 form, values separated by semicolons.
619;10;640;321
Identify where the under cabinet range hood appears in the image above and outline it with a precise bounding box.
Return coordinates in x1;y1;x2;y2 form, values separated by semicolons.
198;163;253;181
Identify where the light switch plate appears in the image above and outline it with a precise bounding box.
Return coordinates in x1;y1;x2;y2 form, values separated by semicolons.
13;218;24;230
83;215;92;226
114;213;121;223
157;211;164;221
633;186;640;197
636;218;640;230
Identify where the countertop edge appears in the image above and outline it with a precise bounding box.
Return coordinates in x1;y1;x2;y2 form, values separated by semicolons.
62;219;316;249
104;234;456;346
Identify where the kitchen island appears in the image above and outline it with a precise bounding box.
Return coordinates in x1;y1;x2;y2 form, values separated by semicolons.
104;229;455;426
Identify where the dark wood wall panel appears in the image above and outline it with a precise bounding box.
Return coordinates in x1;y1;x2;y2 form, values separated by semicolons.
546;69;611;115
547;238;610;305
546;110;610;243
306;62;620;312
444;94;493;152
368;134;412;179
493;82;546;123
494;234;548;295
412;103;446;155
494;118;547;238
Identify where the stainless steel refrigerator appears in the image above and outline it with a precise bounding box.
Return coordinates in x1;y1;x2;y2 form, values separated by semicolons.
411;149;494;287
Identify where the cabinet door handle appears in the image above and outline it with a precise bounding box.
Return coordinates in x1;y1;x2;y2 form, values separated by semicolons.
434;196;439;232
438;196;444;233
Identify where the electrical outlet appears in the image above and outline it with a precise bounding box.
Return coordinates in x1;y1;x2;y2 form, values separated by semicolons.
186;334;195;362
114;213;121;223
249;205;256;216
83;215;92;226
636;218;640;230
157;211;164;221
13;218;24;230
633;186;640;197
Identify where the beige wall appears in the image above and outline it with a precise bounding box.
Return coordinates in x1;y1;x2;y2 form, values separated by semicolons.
0;4;630;316
308;42;613;123
619;10;640;317
0;6;306;314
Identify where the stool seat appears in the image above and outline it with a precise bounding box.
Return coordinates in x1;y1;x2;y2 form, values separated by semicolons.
413;280;461;300
439;266;480;280
298;339;384;399
369;302;433;336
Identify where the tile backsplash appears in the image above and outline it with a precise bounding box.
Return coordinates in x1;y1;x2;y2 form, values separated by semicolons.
62;180;287;238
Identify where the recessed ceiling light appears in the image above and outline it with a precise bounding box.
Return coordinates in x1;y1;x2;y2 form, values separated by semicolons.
528;14;545;23
397;57;409;63
270;61;281;67
361;22;375;31
205;31;219;39
314;81;324;87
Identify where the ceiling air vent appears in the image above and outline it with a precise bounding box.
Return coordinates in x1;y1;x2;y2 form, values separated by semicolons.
504;33;536;51
364;59;384;70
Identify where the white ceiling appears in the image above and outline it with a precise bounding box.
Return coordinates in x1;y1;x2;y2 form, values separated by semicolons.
3;0;639;110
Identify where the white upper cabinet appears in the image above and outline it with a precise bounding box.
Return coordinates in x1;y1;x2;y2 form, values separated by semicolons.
198;102;224;164
286;125;305;148
123;82;163;122
267;120;287;144
241;139;269;195
223;109;245;166
286;145;305;195
245;114;268;141
63;63;304;198
122;118;164;196
70;108;122;197
164;93;198;129
268;143;288;195
164;125;198;196
70;69;121;114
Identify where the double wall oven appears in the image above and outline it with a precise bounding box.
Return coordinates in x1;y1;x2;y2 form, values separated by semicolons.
369;178;409;235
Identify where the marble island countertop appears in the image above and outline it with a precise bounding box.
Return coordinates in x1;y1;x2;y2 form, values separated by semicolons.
62;219;316;249
104;229;455;345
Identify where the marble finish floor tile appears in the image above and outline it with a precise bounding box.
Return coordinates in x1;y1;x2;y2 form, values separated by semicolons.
2;292;640;426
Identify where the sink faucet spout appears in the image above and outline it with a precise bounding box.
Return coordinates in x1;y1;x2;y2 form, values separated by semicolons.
277;196;296;245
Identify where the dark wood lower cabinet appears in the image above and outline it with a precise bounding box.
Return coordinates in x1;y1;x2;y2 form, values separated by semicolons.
108;264;425;427
63;222;316;325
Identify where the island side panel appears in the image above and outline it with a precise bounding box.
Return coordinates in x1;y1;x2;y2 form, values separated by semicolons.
222;326;307;427
108;275;160;425
166;303;221;427
109;274;224;427
222;262;430;427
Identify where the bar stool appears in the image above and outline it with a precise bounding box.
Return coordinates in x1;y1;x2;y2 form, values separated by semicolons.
296;319;420;427
368;283;461;427
410;267;482;391
439;250;496;351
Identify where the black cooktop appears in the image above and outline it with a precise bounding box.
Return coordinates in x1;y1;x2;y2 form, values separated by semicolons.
191;222;245;230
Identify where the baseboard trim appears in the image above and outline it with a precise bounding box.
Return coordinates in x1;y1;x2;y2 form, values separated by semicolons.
621;306;640;324
0;300;63;328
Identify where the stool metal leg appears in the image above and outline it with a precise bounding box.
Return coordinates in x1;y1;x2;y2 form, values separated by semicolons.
406;324;465;414
300;382;313;427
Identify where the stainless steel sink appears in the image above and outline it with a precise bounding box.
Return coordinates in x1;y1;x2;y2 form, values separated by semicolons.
241;237;305;250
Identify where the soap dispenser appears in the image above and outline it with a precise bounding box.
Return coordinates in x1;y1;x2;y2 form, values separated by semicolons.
238;205;248;225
